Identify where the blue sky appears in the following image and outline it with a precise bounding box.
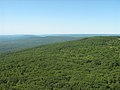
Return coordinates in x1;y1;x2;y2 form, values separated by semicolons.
0;0;120;35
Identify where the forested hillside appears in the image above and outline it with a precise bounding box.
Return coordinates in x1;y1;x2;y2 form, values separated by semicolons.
0;36;120;90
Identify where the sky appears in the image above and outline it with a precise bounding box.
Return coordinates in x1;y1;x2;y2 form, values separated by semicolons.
0;0;120;35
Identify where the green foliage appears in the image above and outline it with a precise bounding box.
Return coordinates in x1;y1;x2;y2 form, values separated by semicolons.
0;36;120;90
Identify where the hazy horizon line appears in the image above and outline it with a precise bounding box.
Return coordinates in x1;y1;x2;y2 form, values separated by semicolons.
0;34;120;36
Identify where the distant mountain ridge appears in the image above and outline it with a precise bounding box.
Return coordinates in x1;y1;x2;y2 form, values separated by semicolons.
0;34;120;54
0;35;82;54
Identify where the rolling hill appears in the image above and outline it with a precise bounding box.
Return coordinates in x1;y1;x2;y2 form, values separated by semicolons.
0;35;82;54
0;36;120;90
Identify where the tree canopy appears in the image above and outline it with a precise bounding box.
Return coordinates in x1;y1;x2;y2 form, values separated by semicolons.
0;36;120;90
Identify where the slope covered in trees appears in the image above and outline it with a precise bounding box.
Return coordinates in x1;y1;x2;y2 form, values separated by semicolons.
0;36;120;90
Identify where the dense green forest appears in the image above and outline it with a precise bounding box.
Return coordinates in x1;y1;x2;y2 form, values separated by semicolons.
0;36;120;90
0;35;81;54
